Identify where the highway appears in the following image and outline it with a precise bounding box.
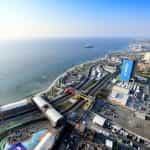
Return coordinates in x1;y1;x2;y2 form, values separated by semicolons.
0;64;97;124
43;64;97;106
77;63;105;90
79;64;104;91
75;64;96;90
86;73;113;96
0;62;115;133
52;64;99;105
43;64;98;105
60;100;86;114
0;70;113;128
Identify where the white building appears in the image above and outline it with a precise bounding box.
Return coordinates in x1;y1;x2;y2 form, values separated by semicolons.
108;85;129;106
92;114;106;127
105;139;113;149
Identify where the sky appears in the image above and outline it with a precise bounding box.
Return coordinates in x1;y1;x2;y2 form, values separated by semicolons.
0;0;150;39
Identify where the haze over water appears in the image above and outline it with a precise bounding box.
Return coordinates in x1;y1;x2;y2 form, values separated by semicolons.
0;37;132;105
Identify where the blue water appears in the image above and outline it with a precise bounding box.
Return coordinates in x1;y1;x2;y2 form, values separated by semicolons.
0;37;132;104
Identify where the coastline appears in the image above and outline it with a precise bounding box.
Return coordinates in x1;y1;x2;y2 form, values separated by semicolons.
0;55;104;107
0;37;131;106
37;55;105;96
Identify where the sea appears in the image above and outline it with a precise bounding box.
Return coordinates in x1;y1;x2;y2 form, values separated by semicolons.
0;37;133;105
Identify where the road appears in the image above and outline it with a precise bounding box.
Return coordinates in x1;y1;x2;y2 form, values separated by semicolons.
75;64;96;90
0;64;97;124
84;73;112;96
0;62;115;135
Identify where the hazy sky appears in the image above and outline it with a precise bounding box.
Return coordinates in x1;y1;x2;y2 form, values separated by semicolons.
0;0;150;39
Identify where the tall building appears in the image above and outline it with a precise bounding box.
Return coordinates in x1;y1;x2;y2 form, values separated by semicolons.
120;59;135;81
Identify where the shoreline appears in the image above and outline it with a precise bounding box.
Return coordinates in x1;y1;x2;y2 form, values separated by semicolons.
39;56;103;95
0;55;104;107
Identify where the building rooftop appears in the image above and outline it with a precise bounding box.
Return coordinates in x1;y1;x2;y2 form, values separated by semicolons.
108;85;129;106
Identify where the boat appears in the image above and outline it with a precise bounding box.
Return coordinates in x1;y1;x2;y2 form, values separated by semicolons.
84;44;94;48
